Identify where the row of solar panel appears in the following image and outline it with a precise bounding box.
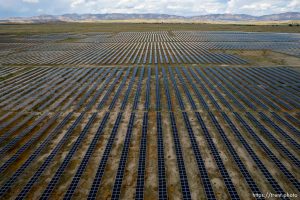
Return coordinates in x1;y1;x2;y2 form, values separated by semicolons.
1;66;299;112
0;112;299;198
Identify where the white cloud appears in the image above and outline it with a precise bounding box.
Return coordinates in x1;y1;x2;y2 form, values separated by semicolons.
288;0;300;8
225;0;300;15
22;0;39;3
70;0;85;8
0;0;300;17
66;0;226;16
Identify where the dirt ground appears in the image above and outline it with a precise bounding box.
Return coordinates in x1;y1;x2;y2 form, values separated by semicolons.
217;49;300;66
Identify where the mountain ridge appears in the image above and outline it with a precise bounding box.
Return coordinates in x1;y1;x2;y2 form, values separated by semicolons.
2;12;300;23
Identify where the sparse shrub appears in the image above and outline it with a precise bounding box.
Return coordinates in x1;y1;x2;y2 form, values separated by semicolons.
262;49;268;56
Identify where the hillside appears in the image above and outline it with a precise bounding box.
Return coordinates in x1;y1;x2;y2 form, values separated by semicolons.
2;12;300;23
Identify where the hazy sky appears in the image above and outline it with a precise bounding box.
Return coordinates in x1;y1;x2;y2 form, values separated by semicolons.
0;0;300;18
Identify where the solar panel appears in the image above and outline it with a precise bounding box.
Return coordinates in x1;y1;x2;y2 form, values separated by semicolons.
16;112;85;199
120;67;138;110
15;68;89;111
284;113;300;126
156;112;168;200
169;112;191;200
133;66;145;110
0;113;59;174
244;68;294;110
210;68;248;110
135;112;148;200
181;112;216;200
63;112;110;200
40;113;97;199
181;67;209;110
155;65;161;111
72;68;106;111
144;66;151;111
168;66;185;110
88;112;123;199
37;68;98;111
0;112;24;132
0;68;66;108
143;43;149;64
195;112;239;200
212;112;263;196
162;67;172;111
109;67;131;110
224;67;280;110
0;114;34;148
233;112;300;193
149;43;153;64
192;68;221;110
259;112;300;151
271;112;300;136
201;68;235;111
97;68;125;110
0;111;70;197
85;68;117;111
111;113;135;200
247;112;300;168
174;67;197;110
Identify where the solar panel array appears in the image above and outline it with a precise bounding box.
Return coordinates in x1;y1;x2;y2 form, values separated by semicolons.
156;112;168;200
233;112;300;192
246;112;300;168
111;112;135;200
16;112;85;199
1;31;300;65
88;112;123;199
63;112;110;199
194;112;240;200
0;65;299;199
0;42;248;65
40;113;97;199
208;112;262;196
135;112;148;200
